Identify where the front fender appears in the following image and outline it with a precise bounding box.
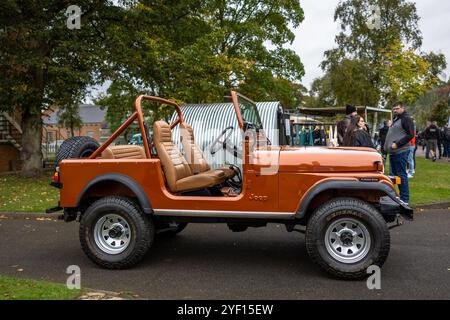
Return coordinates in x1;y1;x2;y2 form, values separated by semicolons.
295;180;413;220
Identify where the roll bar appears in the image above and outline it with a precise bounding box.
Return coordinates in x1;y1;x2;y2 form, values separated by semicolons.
89;95;184;159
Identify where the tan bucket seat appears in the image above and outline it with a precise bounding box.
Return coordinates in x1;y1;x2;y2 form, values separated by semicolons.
101;145;146;159
153;121;227;193
179;122;236;179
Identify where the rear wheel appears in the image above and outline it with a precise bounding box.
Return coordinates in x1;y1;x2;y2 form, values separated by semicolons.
79;196;154;269
305;197;390;279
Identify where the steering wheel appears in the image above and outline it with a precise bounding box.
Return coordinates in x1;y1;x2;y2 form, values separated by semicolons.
227;164;242;188
210;126;234;155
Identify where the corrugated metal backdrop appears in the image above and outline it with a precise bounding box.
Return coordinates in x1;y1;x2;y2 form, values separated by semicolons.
169;102;281;168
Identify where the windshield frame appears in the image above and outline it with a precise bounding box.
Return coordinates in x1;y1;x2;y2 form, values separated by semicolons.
230;91;264;130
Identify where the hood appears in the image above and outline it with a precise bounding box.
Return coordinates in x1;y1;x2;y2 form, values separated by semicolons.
252;146;382;173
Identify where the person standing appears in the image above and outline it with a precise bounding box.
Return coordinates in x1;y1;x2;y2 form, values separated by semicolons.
443;124;450;158
342;115;375;148
378;119;391;166
407;121;416;178
384;102;414;204
424;121;439;161
437;124;443;159
337;104;357;146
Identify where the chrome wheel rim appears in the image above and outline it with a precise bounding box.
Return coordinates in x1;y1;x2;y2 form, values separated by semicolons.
324;217;371;264
94;213;131;255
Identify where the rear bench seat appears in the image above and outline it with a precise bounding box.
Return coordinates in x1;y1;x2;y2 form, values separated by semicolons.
101;145;146;159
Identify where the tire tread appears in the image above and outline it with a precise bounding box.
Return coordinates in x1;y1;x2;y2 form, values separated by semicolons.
306;197;390;279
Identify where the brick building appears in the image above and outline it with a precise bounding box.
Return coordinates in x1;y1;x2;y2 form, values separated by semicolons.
0;112;22;172
0;105;111;173
42;104;109;143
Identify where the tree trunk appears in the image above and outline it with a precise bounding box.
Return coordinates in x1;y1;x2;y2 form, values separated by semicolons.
21;111;43;177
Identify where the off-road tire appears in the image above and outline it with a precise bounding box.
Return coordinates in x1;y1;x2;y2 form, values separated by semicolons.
55;136;100;168
79;196;154;269
156;222;188;237
305;197;390;279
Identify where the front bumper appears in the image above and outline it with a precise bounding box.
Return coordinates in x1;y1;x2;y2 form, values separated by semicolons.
379;196;414;221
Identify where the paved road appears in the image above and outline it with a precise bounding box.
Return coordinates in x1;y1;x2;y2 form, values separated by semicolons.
1;208;449;299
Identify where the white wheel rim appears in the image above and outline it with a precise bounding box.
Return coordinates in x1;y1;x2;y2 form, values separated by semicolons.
94;213;131;255
324;217;371;264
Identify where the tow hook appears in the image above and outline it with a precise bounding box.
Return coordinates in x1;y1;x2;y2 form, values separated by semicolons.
388;215;404;230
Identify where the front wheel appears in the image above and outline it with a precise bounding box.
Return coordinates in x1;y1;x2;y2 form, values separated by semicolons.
305;197;390;279
79;196;154;269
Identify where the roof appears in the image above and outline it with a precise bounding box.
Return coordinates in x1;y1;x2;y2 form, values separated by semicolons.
43;105;106;125
297;106;392;117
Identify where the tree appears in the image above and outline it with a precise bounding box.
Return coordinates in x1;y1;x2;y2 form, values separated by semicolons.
308;74;335;108
0;1;124;176
413;85;450;128
311;58;380;107
95;80;177;138
320;0;446;107
379;40;443;105
57;102;83;137
97;0;306;122
429;99;450;126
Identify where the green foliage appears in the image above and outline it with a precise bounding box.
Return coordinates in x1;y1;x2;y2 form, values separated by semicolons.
429;99;450;126
307;74;335;107
96;0;306;123
0;1;126;175
318;0;446;108
379;40;442;105
310;59;380;107
0;1;118;114
57;101;83;136
1;1;305;173
412;85;450;128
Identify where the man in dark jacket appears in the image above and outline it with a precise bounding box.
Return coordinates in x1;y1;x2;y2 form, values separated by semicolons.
424;121;440;161
384;102;414;204
443;124;450;158
378;119;391;169
379;120;391;152
337;104;357;146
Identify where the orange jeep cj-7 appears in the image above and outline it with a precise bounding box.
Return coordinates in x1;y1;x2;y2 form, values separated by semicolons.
47;91;413;279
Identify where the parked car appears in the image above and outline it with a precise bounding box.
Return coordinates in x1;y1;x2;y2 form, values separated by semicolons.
48;91;413;279
128;133;143;146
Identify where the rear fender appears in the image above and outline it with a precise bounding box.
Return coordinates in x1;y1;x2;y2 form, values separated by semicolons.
76;173;152;214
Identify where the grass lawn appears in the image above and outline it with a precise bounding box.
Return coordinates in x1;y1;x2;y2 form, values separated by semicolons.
399;157;450;206
0;276;82;300
0;157;448;212
0;173;58;212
